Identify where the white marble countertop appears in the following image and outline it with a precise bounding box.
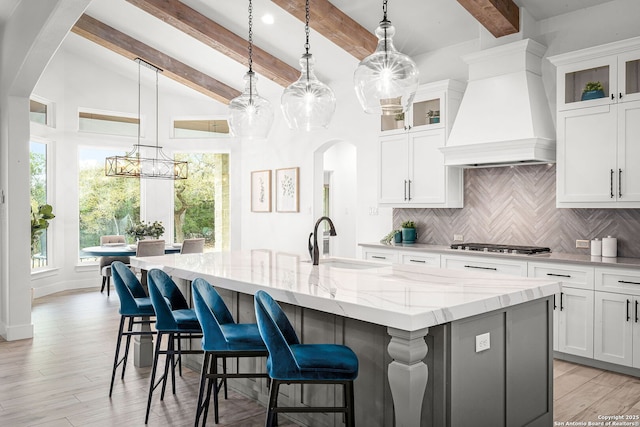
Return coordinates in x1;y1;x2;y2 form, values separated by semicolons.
131;250;560;332
360;242;640;268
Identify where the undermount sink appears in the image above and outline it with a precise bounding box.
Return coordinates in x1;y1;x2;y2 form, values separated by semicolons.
303;258;384;270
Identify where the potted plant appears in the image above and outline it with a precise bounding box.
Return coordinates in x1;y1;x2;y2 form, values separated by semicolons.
427;110;440;124
380;229;402;245
581;81;605;101
126;220;165;242
31;204;55;254
394;112;405;129
400;220;417;244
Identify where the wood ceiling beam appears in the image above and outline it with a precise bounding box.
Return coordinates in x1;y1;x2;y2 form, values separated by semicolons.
271;0;377;61
125;0;298;87
71;14;240;104
456;0;519;38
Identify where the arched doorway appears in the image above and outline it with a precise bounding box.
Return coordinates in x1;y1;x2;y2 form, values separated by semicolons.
313;140;357;258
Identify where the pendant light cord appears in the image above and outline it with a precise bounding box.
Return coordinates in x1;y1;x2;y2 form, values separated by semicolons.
305;0;311;83
137;59;141;149
382;0;388;62
155;67;160;158
247;0;254;102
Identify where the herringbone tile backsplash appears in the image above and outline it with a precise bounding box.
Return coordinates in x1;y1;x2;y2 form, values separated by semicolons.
393;164;640;258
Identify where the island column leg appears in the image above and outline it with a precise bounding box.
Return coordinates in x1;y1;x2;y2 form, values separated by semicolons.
387;327;429;427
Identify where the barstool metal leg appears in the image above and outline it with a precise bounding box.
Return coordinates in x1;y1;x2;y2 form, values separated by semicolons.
194;352;211;426
145;332;164;424
109;316;126;397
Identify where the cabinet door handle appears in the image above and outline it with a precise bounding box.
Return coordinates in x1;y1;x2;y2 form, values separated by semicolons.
610;169;615;198
403;180;407;201
553;294;557;310
619;168;622;198
371;255;386;260
611;93;615;100
464;265;497;271
546;273;571;278
560;292;564;311
627;299;631;322
636;300;638;323
618;280;640;285
409;259;426;263
620;92;623;99
408;179;412;201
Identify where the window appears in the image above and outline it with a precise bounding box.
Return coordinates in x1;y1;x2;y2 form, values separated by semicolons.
173;119;230;138
30;140;49;268
78;109;140;137
78;147;141;261
174;153;229;251
30;97;53;126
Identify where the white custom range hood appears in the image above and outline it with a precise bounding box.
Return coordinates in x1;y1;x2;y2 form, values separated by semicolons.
441;39;556;168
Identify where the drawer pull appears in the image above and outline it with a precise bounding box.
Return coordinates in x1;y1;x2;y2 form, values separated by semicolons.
409;259;426;263
371;255;387;260
618;280;640;285
546;273;571;278
464;265;497;271
627;299;631;322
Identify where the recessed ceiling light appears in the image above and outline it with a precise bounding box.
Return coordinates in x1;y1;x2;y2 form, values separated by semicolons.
261;14;274;25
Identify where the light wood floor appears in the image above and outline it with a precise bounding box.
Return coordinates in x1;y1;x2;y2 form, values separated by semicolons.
1;289;640;426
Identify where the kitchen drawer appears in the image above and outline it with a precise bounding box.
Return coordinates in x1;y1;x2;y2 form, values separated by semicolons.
528;262;594;290
596;267;640;296
362;248;397;264
441;255;527;276
400;251;441;267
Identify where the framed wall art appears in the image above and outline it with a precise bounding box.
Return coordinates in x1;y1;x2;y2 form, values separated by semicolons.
275;167;299;212
251;169;271;212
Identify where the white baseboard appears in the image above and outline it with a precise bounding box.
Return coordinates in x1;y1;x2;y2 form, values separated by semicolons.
3;322;34;341
32;279;96;299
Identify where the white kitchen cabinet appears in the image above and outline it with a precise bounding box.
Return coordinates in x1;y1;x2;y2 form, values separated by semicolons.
551;39;640;207
551;41;640;111
594;291;633;366
440;254;527;276
594;267;640;367
361;247;397;264
378;80;464;208
556;100;640;207
399;251;440;268
528;262;595;355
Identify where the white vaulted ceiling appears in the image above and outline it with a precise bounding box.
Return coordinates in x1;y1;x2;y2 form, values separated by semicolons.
1;0;619;102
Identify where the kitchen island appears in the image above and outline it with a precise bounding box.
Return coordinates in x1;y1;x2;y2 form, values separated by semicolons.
131;251;560;427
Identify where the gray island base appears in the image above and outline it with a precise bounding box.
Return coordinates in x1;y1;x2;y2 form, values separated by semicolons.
131;251;559;427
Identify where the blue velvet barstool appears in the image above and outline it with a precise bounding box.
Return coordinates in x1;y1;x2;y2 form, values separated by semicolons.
109;261;156;397
254;290;358;427
145;268;203;424
191;278;269;425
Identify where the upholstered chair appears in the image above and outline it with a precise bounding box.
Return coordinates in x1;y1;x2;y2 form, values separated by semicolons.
191;278;268;425
254;290;358;427
109;261;155;397
180;238;205;254
145;268;202;424
99;235;130;296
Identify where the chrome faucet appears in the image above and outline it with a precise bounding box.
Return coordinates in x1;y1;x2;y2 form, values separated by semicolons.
308;216;337;265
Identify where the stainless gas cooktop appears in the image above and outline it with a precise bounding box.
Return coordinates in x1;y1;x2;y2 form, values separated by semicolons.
450;243;551;255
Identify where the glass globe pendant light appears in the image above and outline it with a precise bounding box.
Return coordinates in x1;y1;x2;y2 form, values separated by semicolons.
353;0;419;116
228;0;274;139
281;0;336;131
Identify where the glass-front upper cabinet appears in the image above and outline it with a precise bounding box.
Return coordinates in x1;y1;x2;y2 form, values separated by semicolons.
618;51;640;103
552;42;640;111
380;88;445;133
